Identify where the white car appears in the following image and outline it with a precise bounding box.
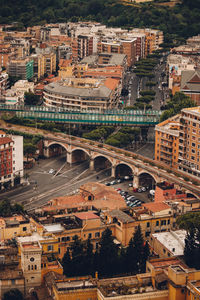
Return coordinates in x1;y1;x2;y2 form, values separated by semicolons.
49;169;55;174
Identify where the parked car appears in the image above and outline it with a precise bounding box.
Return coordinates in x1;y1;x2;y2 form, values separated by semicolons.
117;179;122;183
110;180;117;185
49;169;55;174
132;188;138;192
105;182;110;186
124;176;130;180
141;187;146;192
129;183;133;187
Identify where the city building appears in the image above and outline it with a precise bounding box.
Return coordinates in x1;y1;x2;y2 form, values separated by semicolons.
43;77;121;111
155;107;200;179
8;57;34;80
97;38;137;68
0;72;8;97
149;230;186;258
0;131;23;189
35;44;56;75
178;107;200;177
180;68;200;105
0;215;31;241
155;115;180;168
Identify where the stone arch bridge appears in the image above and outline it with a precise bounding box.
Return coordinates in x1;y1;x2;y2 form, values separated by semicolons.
43;136;200;196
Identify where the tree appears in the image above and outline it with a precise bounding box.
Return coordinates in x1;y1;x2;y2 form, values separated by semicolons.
132;225;145;273
125;235;137;274
3;289;24;300
98;227;119;277
62;248;72;276
184;228;196;267
24;143;37;161
70;235;85;276
160;92;196;122
0;200;24;217
24;92;40;106
84;237;94;275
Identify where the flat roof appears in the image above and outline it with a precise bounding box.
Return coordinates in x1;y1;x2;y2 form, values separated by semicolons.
108;209;134;223
152;230;186;256
44;224;65;233
56;280;95;291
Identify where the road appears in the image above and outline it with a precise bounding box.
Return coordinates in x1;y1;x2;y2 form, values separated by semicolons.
1;157;110;211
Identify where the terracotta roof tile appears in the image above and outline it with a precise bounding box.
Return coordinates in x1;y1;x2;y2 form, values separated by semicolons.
74;212;99;220
142;202;170;213
0;137;13;146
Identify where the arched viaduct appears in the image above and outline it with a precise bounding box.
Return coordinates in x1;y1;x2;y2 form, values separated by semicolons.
43;138;173;189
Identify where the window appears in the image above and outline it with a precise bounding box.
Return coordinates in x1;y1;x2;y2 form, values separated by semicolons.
48;245;53;251
147;222;150;228
95;232;100;238
156;221;159;226
23;227;27;231
28;265;30;271
163;249;166;253
161;220;166;226
192;143;196;147
168;219;170;225
11;279;15;285
35;265;37;270
88;233;92;238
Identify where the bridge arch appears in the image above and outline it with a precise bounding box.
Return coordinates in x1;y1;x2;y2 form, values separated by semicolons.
71;147;90;164
115;163;135;178
47;141;68;157
93;154;113;171
138;171;157;188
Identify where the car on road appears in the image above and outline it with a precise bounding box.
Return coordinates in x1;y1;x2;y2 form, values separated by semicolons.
124;176;130;180
110;180;117;185
105;182;110;186
49;169;55;174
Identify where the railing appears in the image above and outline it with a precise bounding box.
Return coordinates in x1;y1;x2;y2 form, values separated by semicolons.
0;104;162;126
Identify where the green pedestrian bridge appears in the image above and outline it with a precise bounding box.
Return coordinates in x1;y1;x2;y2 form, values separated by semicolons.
0;104;162;126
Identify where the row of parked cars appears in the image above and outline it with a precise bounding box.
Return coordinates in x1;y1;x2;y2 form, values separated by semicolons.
105;176;133;186
117;189;143;208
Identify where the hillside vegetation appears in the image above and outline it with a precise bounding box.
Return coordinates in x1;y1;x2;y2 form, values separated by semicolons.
0;0;200;41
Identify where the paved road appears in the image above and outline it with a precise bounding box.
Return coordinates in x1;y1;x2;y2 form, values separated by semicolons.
2;157;113;211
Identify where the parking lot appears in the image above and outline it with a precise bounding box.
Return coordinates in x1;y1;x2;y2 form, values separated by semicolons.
102;176;152;207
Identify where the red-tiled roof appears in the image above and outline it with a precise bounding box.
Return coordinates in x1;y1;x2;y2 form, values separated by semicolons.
74;212;99;220
142;202;170;213
0;137;13;146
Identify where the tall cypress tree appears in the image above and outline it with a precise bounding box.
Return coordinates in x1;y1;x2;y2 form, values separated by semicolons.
62;248;72;276
84;237;94;275
132;225;144;273
70;235;85;276
184;228;196;268
98;227;119;277
125;236;137;274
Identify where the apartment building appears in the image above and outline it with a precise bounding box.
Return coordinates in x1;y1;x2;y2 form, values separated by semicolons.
0;131;23;189
8;57;34;80
97;38;137;68
155;107;200;179
178;107;200;177
35;45;56;75
155;115;180;168
43;77;121;111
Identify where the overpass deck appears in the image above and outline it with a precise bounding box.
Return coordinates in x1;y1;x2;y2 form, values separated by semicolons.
0;105;161;126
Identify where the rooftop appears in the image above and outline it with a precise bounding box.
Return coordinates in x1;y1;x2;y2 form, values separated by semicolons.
108;210;134;223
152;230;186;256
74;211;100;220
142;202;170;213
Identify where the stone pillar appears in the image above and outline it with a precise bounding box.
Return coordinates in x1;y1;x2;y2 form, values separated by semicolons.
67;152;72;165
43;147;50;158
133;175;139;188
111;165;116;178
90;159;94;171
